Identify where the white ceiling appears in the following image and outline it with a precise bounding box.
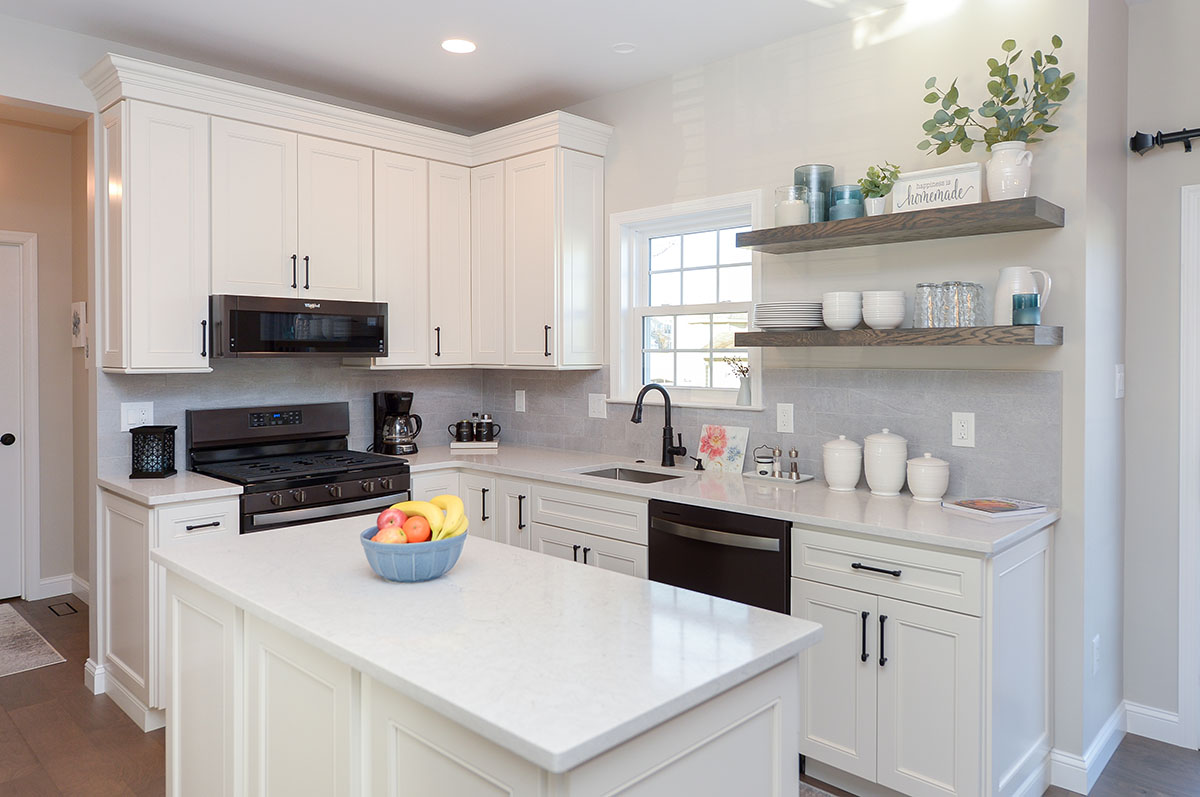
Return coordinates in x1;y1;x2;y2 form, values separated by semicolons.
0;0;904;132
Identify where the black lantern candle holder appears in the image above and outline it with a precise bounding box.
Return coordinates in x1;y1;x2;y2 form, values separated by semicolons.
130;425;177;479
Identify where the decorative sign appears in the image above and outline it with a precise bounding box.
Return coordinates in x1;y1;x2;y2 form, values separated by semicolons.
891;162;984;213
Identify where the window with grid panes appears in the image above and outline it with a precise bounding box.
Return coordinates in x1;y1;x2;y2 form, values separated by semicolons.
640;225;752;390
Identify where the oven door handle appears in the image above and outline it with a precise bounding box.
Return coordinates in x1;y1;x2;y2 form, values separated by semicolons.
650;517;780;552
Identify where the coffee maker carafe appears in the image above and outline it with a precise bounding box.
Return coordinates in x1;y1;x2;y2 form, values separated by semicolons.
374;391;422;455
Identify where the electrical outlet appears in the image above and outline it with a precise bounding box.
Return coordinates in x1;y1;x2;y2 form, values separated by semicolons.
1115;364;1125;399
588;393;608;419
515;390;526;413
951;411;975;447
776;403;794;434
1092;634;1101;675
120;401;154;432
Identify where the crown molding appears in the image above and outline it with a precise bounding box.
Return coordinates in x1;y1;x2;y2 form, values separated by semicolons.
83;54;611;166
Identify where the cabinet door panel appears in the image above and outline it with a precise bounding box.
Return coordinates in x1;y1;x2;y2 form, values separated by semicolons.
471;162;505;364
298;136;374;301
211;118;297;297
496;479;533;549
505;149;557;366
585;535;647;578
791;579;877;782
102;493;152;706
529;522;587;563
410;472;461;502
876;598;982;797
461;473;498;542
373;152;429;366
558;149;605;366
428;162;473;364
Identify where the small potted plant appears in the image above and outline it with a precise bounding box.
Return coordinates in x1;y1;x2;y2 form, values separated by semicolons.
723;357;752;406
857;162;900;216
918;35;1074;200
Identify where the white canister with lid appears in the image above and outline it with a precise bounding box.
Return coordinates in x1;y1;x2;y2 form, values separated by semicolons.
822;435;863;492
863;428;908;496
906;452;950;502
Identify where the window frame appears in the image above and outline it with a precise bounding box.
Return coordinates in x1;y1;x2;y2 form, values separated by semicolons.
608;190;764;408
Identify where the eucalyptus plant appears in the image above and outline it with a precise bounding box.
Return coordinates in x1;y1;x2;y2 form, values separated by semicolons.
918;35;1075;154
857;162;901;198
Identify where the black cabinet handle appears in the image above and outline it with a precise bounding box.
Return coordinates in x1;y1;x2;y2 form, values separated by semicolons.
544;325;551;357
517;494;526;529
879;615;888;667
582;546;591;564
291;254;298;289
0;433;15;446
185;521;221;531
200;320;207;357
572;544;580;562
852;562;902;578
303;255;310;290
434;326;441;357
861;611;870;663
480;488;489;521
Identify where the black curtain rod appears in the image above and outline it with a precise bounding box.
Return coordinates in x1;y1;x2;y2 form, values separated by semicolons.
1131;127;1200;155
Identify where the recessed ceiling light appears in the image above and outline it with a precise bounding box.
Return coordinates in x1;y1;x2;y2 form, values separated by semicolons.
611;42;637;54
442;39;476;54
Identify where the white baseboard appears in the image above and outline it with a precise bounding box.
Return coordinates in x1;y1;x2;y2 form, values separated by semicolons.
104;672;165;733
1009;754;1051;797
84;658;106;694
26;573;74;601
1125;700;1187;748
71;574;89;605
1050;702;1126;794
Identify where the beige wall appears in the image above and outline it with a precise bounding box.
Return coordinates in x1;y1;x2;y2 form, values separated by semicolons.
0;119;79;580
1123;0;1200;715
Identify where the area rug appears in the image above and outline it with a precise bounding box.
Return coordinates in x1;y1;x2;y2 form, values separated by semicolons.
799;782;837;796
0;603;65;677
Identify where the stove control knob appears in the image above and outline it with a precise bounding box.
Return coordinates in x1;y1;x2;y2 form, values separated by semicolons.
379;477;394;491
291;489;306;504
269;493;283;507
327;485;342;499
361;480;376;493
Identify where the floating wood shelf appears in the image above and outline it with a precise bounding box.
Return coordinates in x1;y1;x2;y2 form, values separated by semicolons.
734;325;1063;347
735;197;1065;254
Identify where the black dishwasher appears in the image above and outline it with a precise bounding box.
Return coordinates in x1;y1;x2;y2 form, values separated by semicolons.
648;500;791;613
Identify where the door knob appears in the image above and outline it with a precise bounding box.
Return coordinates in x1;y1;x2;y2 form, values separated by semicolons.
0;433;14;446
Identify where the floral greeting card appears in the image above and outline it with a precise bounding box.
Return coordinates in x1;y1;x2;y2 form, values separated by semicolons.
697;424;749;473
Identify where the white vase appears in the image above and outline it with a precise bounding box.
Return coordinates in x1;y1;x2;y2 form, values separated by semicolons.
864;196;887;216
736;377;751;406
992;266;1052;325
986;141;1033;200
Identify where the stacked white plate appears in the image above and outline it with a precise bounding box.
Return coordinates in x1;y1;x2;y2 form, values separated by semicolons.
752;300;824;329
862;291;906;330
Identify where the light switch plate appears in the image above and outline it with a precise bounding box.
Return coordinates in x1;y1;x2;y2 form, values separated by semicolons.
776;403;794;434
515;390;526;413
1115;364;1125;399
120;401;154;432
588;394;607;419
952;411;975;447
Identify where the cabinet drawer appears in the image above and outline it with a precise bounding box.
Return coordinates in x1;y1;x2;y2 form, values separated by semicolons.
157;499;240;545
792;527;982;616
531;485;648;544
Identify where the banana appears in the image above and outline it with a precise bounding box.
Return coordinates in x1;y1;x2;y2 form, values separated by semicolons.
430;494;465;535
440;514;469;539
387;500;444;535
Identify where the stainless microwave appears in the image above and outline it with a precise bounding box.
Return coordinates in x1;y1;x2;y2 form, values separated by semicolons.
209;295;387;358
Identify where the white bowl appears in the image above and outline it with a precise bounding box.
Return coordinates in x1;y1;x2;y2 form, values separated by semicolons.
863;291;905;301
864;315;904;330
823;291;862;302
823;313;862;331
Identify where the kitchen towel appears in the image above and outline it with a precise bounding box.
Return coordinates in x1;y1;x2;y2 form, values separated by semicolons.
0;603;65;678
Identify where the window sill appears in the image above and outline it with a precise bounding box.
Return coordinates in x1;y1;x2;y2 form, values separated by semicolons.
606;398;765;412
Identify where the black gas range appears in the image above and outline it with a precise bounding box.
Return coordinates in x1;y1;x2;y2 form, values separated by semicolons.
186;402;409;533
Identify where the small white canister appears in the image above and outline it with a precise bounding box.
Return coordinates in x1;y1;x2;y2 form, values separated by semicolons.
906;452;950;502
864;428;908;496
822;435;863;492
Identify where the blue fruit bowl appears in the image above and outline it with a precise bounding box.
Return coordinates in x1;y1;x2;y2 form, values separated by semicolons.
360;527;467;582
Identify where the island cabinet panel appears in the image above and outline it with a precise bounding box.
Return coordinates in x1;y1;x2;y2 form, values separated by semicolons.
165;573;240;797
245;615;355;797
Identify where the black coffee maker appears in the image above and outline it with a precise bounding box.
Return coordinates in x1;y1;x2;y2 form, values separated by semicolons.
373;391;422;455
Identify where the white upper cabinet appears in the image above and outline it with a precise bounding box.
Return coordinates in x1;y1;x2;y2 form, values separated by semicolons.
211;118;298;298
470;162;506;365
370;152;429;367
212;118;372;302
102;100;211;373
428;161;473;365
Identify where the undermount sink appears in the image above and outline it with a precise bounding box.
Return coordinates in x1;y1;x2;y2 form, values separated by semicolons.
579;467;682;484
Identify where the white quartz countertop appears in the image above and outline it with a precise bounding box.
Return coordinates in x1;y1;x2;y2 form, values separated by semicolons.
151;516;822;773
98;470;242;506
401;445;1059;555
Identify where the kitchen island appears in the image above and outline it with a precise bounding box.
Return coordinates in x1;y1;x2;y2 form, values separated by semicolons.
152;514;822;796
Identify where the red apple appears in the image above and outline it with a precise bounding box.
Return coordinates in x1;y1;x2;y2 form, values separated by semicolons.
402;515;432;544
376;507;407;531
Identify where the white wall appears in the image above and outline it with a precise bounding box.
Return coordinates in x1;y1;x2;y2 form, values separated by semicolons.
1123;0;1200;718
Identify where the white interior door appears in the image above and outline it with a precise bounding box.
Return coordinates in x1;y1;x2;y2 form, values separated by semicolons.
0;239;26;599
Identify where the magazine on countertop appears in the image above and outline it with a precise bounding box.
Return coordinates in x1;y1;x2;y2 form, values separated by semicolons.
941;497;1048;520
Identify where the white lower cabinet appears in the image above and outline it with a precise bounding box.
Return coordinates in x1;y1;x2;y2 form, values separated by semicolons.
530;522;648;578
410;471;460;502
461;472;497;542
496;478;533;549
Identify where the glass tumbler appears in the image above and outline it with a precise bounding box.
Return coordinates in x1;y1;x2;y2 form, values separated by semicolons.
913;283;937;328
938;281;966;327
961;282;985;327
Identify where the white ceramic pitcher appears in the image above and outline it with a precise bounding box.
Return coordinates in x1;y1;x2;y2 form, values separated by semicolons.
993;266;1051;325
987;141;1034;200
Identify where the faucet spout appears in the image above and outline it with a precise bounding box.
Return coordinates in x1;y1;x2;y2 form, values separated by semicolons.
631;383;685;467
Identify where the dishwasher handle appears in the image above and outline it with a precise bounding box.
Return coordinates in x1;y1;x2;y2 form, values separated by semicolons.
650;517;780;552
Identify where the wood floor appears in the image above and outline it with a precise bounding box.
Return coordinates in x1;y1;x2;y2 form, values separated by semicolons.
0;596;164;796
1043;733;1200;797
